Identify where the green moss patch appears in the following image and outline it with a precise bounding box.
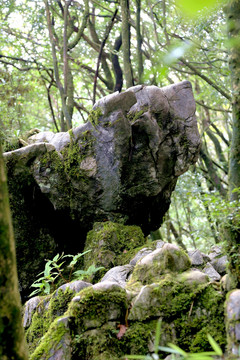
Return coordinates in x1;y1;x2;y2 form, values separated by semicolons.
71;324;123;360
128;274;226;354
128;245;191;286
26;288;75;355
30;318;71;360
83;221;146;271
68;285;128;331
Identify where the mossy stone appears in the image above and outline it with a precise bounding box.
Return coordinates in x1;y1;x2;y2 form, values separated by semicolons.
30;317;72;360
26;287;76;355
128;243;191;285
83;221;146;271
68;283;128;331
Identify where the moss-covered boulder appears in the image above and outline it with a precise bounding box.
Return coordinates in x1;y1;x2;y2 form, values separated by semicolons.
83;221;146;274
128;243;191;286
29;282;129;360
127;272;226;352
23;236;227;360
25;281;91;355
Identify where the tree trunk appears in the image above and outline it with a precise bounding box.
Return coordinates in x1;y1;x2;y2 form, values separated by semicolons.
200;147;227;198
136;0;143;83
227;1;240;201
121;0;134;88
223;0;240;289
44;0;72;130
0;142;29;360
112;35;123;92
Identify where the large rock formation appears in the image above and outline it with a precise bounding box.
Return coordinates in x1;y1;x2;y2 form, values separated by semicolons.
4;81;200;298
23;222;227;360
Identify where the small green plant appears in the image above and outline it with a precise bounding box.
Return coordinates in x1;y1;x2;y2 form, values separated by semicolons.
125;319;224;360
29;250;104;297
158;333;223;360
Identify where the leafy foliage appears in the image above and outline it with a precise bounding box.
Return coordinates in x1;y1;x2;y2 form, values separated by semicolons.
29;251;104;297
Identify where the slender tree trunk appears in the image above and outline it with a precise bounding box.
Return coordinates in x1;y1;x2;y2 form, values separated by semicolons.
165;212;172;243
173;194;183;240
227;1;240;201
112;35;123;92
200;147;227;198
222;1;240;290
136;0;143;83
93;9;118;104
121;0;134;88
180;194;196;249
0;142;29;360
44;0;72;130
88;19;114;91
169;221;187;250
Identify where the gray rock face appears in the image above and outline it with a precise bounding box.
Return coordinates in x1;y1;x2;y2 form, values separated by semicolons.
128;243;191;285
203;262;221;281
23;296;42;328
188;249;204;266
211;255;228;275
129;248;153;265
208;245;222;260
25;235;227;359
100;265;134;287
53;280;92;298
178;270;209;286
226;290;240;356
4;81;200;299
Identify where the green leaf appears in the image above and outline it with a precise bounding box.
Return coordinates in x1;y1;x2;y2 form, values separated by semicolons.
30;283;43;288
175;0;226;17
154;319;162;354
187;351;217;356
187;355;215;360
29;289;40;297
207;334;223;355
73;270;85;276
158;345;184;355
53;261;65;269
69;250;92;267
167;343;187;356
52;253;60;262
44;261;53;277
43;282;51;295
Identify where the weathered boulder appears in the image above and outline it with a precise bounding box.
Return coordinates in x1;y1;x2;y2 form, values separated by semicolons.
188;249;204;266
225;289;240;358
203;262;221;281
128;243;191;285
4;81;200;298
100;265;134;288
211;255;228;275
83;221;146;273
24;230;226;360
